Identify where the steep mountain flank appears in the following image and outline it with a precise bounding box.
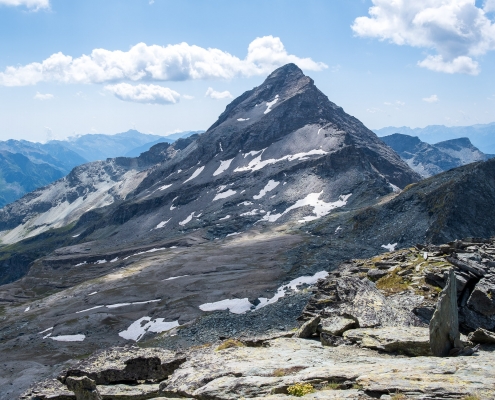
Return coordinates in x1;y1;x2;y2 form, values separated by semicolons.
0;64;419;284
0;151;65;208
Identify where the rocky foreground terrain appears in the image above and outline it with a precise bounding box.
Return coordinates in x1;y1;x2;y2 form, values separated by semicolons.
17;237;495;400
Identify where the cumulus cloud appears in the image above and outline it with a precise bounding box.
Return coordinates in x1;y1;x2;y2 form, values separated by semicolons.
486;0;495;12
0;0;49;10
104;83;180;105
205;87;233;100
423;94;439;103
33;91;53;100
0;36;327;87
352;0;495;75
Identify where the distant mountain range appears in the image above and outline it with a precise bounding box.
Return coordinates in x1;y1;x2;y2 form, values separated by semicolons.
0;130;199;207
49;130;169;162
0;140;86;208
374;123;495;154
380;134;493;178
124;131;204;157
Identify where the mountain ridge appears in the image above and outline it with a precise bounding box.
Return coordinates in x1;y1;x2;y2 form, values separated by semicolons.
374;123;495;154
380;133;490;177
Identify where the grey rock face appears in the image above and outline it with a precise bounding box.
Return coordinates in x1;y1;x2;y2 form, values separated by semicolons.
318;316;356;336
302;276;424;329
429;269;462;357
65;376;101;400
467;278;495;316
293;316;320;338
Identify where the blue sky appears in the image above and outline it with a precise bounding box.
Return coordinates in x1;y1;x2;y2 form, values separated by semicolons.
0;0;494;142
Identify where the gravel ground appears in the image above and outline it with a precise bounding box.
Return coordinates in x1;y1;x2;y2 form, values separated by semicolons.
144;291;312;350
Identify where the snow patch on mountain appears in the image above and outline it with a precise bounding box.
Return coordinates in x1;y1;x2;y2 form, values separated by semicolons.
382;243;398;252
183;166;204;183
50;334;85;342
213;159;234;176
198;271;328;315
119;317;179;341
234;149;328;172
213;189;236;201
260;192;351;223
264;95;279;114
253;180;279;200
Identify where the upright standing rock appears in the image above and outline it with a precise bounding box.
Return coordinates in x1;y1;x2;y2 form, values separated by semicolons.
66;376;102;400
429;269;462;356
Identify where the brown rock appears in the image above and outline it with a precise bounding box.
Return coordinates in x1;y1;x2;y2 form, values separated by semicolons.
468;328;495;344
66;376;102;400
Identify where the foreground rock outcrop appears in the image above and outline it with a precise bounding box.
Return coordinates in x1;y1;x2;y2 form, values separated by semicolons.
302;237;495;334
22;338;495;399
429;269;463;356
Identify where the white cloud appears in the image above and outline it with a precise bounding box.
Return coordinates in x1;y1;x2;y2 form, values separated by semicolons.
182;94;194;100
417;55;480;75
486;0;495;12
0;36;327;87
0;0;49;10
104;83;180;105
366;107;382;113
33;91;53;100
352;0;495;75
423;94;439;103
205;87;232;100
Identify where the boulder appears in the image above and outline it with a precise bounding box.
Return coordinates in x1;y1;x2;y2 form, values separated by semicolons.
468;328;495;344
293;316;320;338
343;327;432;356
467;278;495;316
65;376;101;400
59;347;185;385
310;277;424;329
367;269;389;281
429;269;462;357
318;316;356;336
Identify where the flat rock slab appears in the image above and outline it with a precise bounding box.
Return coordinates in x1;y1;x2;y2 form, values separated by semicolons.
99;384;160;399
252;389;362;399
343;327;432;356
60;347;185;385
21;383;160;400
159;338;495;399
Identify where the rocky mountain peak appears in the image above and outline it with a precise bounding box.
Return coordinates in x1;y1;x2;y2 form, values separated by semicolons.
209;63;313;132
